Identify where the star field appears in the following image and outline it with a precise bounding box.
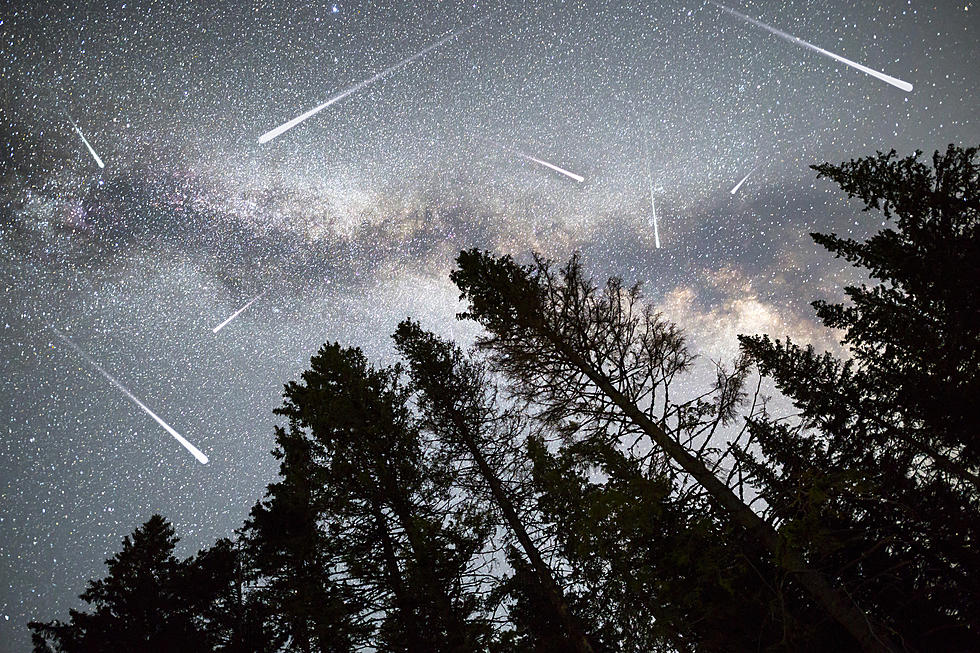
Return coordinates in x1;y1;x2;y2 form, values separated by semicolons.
1;1;977;649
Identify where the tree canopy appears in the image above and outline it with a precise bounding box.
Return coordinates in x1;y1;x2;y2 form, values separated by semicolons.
31;144;979;652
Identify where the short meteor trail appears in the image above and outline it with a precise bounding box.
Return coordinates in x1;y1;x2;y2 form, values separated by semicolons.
650;186;661;249
213;291;265;334
730;166;757;195
709;2;913;92
51;328;209;465
518;152;585;183
259;20;482;144
646;156;661;248
68;118;105;168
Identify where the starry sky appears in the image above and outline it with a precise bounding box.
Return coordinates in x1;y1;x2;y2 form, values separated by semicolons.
0;0;977;648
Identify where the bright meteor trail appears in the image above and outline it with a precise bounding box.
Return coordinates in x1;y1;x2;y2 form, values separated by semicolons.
730;166;757;195
52;329;209;465
710;2;913;92
518;152;585;183
68;118;104;168
259;20;482;144
650;188;661;249
212;291;265;334
482;137;585;183
646;154;661;248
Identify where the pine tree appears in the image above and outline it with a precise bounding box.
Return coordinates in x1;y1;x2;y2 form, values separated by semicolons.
30;516;213;652
393;320;594;653
272;342;492;652
182;538;281;652
449;250;896;651
737;144;980;649
242;423;368;652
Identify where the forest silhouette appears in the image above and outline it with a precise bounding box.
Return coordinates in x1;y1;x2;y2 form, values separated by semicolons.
30;145;980;652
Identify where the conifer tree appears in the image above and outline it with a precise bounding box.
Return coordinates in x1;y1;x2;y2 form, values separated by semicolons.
393;320;594;653
242;423;368;652
29;516;223;652
449;250;895;651
272;342;492;652
737;144;980;649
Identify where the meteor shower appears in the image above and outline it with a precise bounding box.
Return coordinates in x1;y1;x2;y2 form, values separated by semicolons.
2;2;978;652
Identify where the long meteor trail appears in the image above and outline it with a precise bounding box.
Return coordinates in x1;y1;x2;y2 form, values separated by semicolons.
730;166;757;195
650;186;661;249
259;20;482;144
709;2;913;92
212;291;265;334
52;329;209;465
518;152;585;183
68;118;105;168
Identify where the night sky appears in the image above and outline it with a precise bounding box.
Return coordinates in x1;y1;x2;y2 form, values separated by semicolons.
1;1;977;649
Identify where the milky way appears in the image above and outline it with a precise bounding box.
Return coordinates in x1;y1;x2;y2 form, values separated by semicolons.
1;1;977;649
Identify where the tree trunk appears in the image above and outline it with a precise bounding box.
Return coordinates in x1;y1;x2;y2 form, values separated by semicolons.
371;498;426;652
386;488;471;653
546;332;897;653
447;411;594;653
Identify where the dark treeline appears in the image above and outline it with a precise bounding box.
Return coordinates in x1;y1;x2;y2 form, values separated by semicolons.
30;145;979;652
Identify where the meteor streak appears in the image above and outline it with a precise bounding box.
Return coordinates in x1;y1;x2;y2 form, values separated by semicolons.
646;156;661;248
68;118;105;168
709;2;913;92
650;187;661;249
730;167;756;195
518;152;585;183
482;139;585;183
52;329;209;465
259;20;482;144
212;291;265;334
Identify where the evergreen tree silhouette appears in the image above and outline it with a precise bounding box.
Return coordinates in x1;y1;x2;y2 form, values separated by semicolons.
393;320;595;653
30;516;221;652
737;144;980;649
242;423;368;652
270;343;492;652
449;249;895;651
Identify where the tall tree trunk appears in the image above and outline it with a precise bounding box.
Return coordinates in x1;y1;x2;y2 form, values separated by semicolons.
446;411;594;653
545;331;898;653
386;489;470;653
371;498;426;652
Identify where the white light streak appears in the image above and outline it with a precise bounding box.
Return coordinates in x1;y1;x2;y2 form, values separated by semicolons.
730;167;756;195
518;152;585;183
484;139;585;183
259;21;481;144
710;2;913;92
68;118;105;168
646;154;661;248
650;189;661;249
52;329;209;465
212;291;266;334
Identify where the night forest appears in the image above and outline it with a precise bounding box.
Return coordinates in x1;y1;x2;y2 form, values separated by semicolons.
29;146;980;652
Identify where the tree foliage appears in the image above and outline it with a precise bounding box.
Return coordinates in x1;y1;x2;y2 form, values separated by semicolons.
30;145;979;652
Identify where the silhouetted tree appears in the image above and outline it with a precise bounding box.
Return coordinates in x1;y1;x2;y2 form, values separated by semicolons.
29;515;230;652
524;432;839;653
242;423;368;652
272;343;492;652
393;320;595;653
185;538;281;653
449;250;894;651
737;144;980;650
